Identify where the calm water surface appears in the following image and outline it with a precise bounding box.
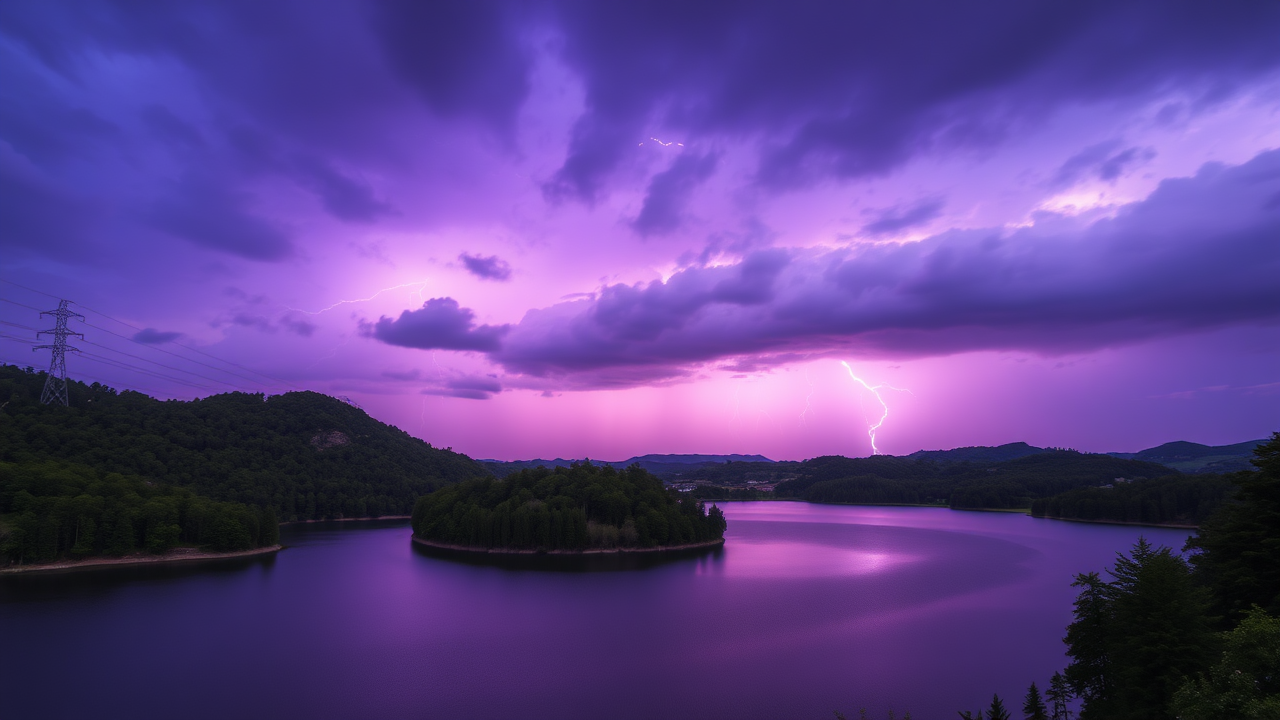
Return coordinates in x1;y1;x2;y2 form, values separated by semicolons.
0;503;1192;719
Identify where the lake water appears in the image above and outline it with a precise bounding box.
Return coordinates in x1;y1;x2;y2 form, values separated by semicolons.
0;502;1192;720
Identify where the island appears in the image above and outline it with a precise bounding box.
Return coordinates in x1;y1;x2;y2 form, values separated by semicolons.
411;462;727;554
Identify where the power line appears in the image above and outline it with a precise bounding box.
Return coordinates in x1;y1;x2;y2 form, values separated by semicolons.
2;278;306;393
79;337;246;391
80;320;276;390
73;303;304;390
0;296;44;313
77;351;220;392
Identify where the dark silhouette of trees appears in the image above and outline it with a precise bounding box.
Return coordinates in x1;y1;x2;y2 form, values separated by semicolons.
0;364;485;522
1022;682;1048;720
412;463;725;551
1185;432;1280;620
1063;538;1215;718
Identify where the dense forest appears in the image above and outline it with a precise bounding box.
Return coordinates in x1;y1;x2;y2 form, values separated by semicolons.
412;463;727;552
967;433;1280;719
1030;474;1236;526
765;451;1176;510
1;458;277;564
0;365;486;521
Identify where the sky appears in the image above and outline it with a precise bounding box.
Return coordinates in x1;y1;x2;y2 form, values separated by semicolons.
1;1;1278;461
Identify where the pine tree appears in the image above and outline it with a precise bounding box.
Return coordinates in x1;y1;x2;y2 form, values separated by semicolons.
986;694;1011;720
1046;672;1073;720
1022;682;1049;720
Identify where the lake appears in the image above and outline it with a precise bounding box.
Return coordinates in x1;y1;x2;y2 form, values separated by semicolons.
0;502;1192;719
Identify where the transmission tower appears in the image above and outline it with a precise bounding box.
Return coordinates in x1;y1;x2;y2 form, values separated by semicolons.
33;299;84;406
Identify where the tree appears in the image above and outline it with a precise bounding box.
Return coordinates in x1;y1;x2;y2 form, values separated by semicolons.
1186;432;1280;620
1063;538;1214;719
1171;606;1280;720
957;711;983;720
1022;682;1048;720
986;694;1011;720
1045;672;1072;720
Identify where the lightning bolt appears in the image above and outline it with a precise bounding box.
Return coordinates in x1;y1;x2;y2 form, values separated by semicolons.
841;361;911;456
285;280;431;316
639;137;685;147
800;368;815;426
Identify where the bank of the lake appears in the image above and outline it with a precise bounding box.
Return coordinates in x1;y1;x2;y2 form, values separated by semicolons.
280;515;410;526
0;544;282;575
412;535;723;555
1033;515;1199;529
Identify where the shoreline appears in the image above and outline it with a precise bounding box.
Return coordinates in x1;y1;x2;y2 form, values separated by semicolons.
412;535;725;556
1032;515;1199;530
279;515;409;526
1;544;283;576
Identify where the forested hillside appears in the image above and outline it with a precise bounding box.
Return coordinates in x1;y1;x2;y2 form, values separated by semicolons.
768;451;1177;509
1031;473;1235;525
1;458;277;564
0;365;486;521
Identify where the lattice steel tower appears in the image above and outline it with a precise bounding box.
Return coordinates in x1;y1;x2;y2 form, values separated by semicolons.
34;299;84;406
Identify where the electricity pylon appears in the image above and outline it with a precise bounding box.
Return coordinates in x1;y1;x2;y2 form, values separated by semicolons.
34;299;84;406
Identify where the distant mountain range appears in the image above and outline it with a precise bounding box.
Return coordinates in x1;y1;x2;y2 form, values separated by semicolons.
482;439;1267;479
479;453;773;478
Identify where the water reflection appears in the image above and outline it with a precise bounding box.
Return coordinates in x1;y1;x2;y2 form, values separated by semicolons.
0;503;1195;720
714;540;913;578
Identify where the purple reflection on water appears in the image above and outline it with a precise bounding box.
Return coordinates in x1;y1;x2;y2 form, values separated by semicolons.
0;505;1192;719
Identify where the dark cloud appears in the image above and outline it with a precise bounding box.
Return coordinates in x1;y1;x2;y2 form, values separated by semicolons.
382;368;421;381
0;161;96;259
132;328;182;344
862;198;945;237
1052;141;1156;188
365;297;509;352
148;173;293;261
632;152;719;236
459;253;512;281
231;313;274;333
373;0;532;136
545;2;1280;196
423;375;503;400
280;316;317;337
494;149;1280;383
289;155;392;223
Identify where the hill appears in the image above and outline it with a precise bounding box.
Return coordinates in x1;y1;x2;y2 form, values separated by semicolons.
0;365;486;521
907;441;1047;463
480;453;774;480
1108;439;1266;473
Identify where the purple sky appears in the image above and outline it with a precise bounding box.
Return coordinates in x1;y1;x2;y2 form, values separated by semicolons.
2;1;1278;460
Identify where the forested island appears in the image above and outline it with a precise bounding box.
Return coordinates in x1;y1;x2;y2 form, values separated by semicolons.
412;463;727;553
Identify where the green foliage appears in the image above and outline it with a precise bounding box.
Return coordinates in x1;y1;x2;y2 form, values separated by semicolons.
1063;538;1215;719
1171;606;1280;720
0;458;277;563
1185;432;1280;620
768;451;1177;510
1030;473;1234;525
0;364;486;521
412;463;726;551
1022;682;1048;720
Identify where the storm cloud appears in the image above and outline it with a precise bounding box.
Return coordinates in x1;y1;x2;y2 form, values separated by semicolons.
367;297;509;352
493;150;1280;382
